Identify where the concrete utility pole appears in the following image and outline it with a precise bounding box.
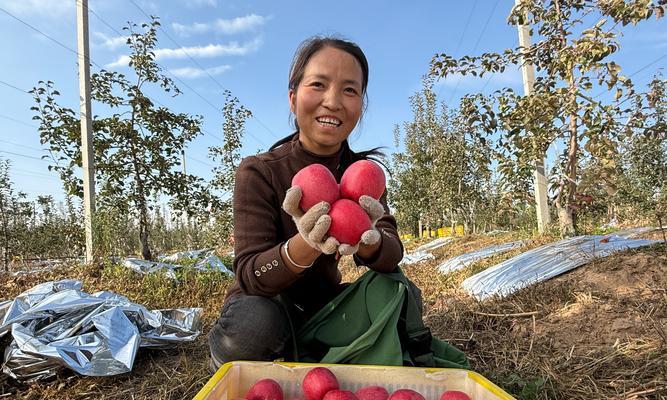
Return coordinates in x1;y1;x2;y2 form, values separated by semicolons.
515;0;551;233
77;0;96;262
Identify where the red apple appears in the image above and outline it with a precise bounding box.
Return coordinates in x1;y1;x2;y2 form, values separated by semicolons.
302;367;340;400
322;390;359;400
327;199;372;246
355;386;389;400
340;160;386;201
439;391;471;400
292;164;340;211
245;378;284;400
387;389;425;400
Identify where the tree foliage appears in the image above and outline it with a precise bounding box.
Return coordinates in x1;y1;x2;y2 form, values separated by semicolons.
207;90;252;246
31;17;215;260
388;78;494;235
430;0;663;236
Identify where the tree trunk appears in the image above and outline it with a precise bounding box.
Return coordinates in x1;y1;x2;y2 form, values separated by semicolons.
658;215;666;243
0;195;8;272
556;66;578;237
607;204;613;222
138;201;152;260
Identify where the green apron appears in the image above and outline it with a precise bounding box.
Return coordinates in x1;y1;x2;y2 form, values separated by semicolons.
295;269;469;369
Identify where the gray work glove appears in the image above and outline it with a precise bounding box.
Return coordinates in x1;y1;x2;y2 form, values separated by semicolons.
337;195;384;256
282;186;339;254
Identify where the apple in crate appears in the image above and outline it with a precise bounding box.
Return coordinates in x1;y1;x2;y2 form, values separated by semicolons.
245;378;284;400
302;367;340;400
292;164;340;212
322;390;359;400
439;391;471;400
340;160;386;201
387;389;425;400
327;199;371;246
355;386;389;400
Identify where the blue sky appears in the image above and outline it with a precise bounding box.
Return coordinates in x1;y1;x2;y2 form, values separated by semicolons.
0;0;665;203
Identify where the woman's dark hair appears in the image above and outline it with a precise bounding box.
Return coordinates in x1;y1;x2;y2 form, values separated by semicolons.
270;35;384;171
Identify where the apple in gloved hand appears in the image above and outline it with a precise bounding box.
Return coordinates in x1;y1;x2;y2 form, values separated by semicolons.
292;164;339;212
340;160;386;201
327;199;371;246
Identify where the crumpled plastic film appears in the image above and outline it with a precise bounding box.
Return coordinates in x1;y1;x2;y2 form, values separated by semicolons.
437;240;526;274
461;234;658;301
123;248;234;278
0;279;202;382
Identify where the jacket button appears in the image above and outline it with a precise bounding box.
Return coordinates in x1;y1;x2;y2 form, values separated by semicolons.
267;263;273;270
261;266;267;272
272;260;278;266
254;270;261;276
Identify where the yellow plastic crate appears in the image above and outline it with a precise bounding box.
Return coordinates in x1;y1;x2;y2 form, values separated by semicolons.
194;361;516;400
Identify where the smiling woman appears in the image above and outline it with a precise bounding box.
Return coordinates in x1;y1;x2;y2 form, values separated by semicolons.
288;45;364;155
206;35;468;373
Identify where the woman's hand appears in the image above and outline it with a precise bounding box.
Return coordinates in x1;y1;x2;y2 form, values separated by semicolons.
337;195;384;257
282;186;339;254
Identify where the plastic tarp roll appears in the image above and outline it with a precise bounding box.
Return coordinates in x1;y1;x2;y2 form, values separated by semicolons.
462;234;658;301
0;280;202;382
437;240;526;274
400;237;454;266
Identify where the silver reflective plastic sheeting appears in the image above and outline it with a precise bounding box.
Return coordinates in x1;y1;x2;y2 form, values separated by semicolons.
437;240;526;274
0;280;202;382
400;237;454;266
123;248;233;278
462;233;658;301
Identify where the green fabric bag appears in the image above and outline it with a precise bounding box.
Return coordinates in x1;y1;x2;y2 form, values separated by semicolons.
295;268;469;369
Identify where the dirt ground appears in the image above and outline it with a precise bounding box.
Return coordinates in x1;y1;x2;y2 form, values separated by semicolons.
1;232;665;399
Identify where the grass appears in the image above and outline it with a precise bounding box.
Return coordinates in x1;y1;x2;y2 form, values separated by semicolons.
1;237;666;399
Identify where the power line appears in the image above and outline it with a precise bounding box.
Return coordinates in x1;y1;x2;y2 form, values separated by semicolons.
0;79;30;94
0;7;79;58
435;1;478;102
0;114;39;129
87;2;269;148
454;0;478;56
593;52;667;100
11;170;60;181
87;4;224;114
187;155;216;169
472;0;501;53
0;139;45;153
1;5;234;160
448;0;500;104
125;0;278;144
0;150;49;162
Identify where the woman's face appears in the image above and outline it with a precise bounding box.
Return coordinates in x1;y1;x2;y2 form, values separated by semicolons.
289;46;364;156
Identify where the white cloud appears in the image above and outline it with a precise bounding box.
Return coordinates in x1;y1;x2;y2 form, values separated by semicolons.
93;32;128;50
184;0;217;7
172;22;211;37
172;14;270;37
215;14;268;34
0;0;72;17
170;64;232;79
105;38;261;68
154;38;262;60
106;55;131;68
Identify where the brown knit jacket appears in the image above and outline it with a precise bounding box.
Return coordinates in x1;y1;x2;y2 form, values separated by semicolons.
225;134;404;316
